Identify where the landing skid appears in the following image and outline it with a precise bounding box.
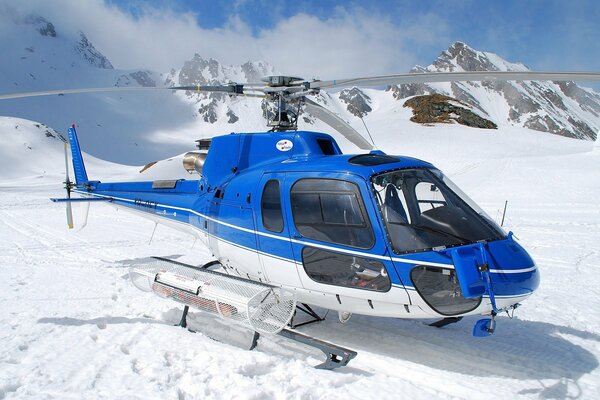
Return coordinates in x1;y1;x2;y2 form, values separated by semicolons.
175;300;355;370
280;328;356;369
176;306;357;370
166;261;357;370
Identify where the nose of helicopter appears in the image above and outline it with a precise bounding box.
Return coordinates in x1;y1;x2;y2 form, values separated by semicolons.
486;235;540;298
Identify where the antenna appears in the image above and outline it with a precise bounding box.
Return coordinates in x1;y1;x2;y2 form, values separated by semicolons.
359;116;377;149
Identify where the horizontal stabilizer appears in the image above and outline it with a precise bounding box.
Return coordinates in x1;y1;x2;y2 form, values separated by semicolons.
50;197;111;203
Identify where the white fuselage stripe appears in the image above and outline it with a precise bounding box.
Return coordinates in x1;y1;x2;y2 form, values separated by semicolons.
489;266;537;274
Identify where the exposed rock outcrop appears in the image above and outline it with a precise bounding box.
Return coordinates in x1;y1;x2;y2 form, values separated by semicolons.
404;94;497;129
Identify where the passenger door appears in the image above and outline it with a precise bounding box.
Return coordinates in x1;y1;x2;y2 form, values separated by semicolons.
255;174;302;286
283;172;410;307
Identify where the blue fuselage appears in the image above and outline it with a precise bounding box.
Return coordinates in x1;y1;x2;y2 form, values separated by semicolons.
74;130;539;318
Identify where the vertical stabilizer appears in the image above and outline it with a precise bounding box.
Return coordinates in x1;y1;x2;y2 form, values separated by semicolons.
67;124;89;185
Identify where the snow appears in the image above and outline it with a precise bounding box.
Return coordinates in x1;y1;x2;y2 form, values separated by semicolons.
1;115;599;399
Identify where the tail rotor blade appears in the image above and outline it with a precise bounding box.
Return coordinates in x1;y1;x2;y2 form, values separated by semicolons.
77;201;90;232
63;141;74;229
63;141;71;185
66;202;74;230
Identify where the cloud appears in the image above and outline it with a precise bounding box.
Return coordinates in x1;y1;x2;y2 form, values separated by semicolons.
0;0;450;79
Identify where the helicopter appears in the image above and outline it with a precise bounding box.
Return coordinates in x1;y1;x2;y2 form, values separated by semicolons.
3;70;600;369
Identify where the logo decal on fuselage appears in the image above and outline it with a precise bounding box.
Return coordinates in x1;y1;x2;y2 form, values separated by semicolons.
276;139;293;152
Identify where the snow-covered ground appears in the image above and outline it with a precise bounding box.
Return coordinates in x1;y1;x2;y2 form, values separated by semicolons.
1;116;599;399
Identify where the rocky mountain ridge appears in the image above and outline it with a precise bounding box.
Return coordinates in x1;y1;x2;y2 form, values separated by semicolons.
386;42;600;140
168;42;600;141
164;54;275;124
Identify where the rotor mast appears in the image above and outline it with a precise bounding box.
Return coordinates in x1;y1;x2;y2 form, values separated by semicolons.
261;75;313;132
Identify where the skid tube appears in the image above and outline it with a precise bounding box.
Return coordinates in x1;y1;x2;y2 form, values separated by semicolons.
249;328;357;370
176;302;357;370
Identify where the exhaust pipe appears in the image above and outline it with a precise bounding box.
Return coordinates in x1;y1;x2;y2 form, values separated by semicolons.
182;138;211;175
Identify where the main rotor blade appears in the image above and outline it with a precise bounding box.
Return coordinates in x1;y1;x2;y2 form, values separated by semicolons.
304;98;373;150
310;71;600;90
0;86;167;100
0;84;268;100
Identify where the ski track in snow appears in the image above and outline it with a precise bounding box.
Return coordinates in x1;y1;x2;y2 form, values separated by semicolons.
1;132;600;399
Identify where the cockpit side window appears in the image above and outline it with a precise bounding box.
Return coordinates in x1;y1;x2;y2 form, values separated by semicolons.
291;178;375;249
381;183;411;224
261;179;284;233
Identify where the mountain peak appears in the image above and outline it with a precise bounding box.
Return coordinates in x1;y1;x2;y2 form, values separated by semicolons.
433;41;499;72
446;41;473;55
431;41;529;73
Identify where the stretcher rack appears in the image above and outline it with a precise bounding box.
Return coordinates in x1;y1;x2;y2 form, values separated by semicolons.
129;257;357;370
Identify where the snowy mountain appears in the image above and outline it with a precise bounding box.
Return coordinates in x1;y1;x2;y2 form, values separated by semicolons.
168;43;600;143
164;55;275;125
1;10;599;168
386;42;600;140
0;11;196;164
0;117;67;180
0;116;139;183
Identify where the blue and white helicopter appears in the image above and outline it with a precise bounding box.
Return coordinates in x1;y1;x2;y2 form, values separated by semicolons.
4;70;600;368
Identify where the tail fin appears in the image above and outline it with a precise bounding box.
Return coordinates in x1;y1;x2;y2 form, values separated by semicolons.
67;124;89;186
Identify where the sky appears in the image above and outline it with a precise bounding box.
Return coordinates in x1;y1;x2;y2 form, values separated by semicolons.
2;0;600;82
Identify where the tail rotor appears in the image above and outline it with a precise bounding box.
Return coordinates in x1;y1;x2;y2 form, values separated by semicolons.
63;141;74;229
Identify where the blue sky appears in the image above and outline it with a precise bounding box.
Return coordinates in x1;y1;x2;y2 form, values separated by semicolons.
101;0;600;72
6;0;600;82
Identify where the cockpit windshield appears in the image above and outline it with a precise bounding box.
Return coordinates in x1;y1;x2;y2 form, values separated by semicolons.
372;168;505;254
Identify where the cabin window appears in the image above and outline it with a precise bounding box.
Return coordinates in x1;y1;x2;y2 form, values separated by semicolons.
291;179;375;249
410;265;481;315
261;180;284;233
302;247;390;292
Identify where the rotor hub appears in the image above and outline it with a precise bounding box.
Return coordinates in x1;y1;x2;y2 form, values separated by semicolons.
262;76;305;87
